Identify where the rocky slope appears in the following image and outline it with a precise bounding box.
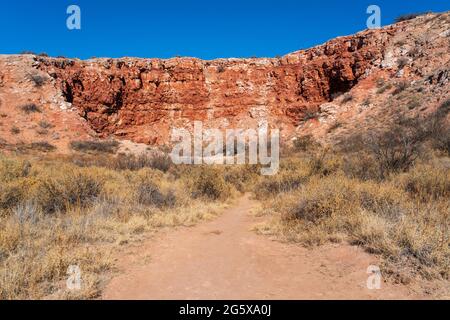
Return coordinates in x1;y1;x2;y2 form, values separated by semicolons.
0;12;449;151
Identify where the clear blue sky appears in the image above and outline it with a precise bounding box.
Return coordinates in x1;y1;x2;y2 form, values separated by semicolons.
0;0;448;60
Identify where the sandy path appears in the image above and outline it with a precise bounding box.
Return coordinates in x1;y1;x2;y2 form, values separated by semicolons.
102;194;420;300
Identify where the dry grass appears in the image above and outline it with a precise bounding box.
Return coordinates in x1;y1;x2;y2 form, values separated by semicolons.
253;146;449;288
0;154;248;299
70;140;119;154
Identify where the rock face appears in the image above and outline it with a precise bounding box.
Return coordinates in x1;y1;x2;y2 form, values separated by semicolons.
1;12;449;149
36;27;394;144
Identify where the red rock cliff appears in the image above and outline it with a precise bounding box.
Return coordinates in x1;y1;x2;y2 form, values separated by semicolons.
36;27;396;144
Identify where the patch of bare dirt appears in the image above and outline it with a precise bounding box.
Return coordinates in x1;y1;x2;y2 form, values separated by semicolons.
102;194;423;300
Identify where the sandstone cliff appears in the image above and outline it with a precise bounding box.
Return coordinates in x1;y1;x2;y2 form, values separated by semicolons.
0;12;449;151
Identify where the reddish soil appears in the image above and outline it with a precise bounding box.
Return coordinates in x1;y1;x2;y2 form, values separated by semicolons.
102;194;422;300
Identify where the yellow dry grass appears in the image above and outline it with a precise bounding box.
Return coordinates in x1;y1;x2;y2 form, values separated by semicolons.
254;150;449;288
0;154;245;299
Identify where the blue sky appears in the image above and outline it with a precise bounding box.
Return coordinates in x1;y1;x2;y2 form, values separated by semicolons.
0;0;448;60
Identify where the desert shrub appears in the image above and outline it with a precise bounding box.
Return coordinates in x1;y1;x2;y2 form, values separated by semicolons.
406;96;421;110
0;180;28;211
38;120;54;129
286;183;345;224
438;98;450;115
0;157;31;182
328;121;343;132
308;149;341;176
19;103;41;114
265;173;448;278
376;83;392;94
224;165;259;193
20;50;36;55
135;180;176;208
423;101;450;154
341;93;353;104
395;12;429;23
255;171;307;199
10;126;20;134
284;176;406;224
302;109;319;121
292;135;320;152
397;163;450;201
36;128;48;135
28;73;46;87
397;57;409;69
342;152;380;180
26;141;56;152
190;167;230;200
431;127;450;154
365;120;427;178
392;81;409;95
12;201;40;224
376;78;386;88
114;153;171;172
147;153;172;172
36;171;103;213
70;140;119;154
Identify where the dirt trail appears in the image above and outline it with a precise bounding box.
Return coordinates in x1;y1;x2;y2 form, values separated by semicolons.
102;194;421;300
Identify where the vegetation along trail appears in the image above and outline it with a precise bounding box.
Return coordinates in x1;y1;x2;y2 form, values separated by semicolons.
103;194;421;299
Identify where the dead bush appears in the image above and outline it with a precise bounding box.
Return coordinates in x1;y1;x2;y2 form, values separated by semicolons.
366;120;427;178
19;103;41;114
111;153;172;172
398;163;450;201
26;141;56;152
36;171;103;214
395;12;429;23
70;140;119;154
0;157;31;182
38;120;54;129
190;167;230;200
292;135;320;152
0;181;28;210
27;73;46;87
341;93;353;104
255;171;307;198
376;83;392;94
10;126;20;134
342;152;380;180
136;180;176;208
392;81;409;95
397;57;409;69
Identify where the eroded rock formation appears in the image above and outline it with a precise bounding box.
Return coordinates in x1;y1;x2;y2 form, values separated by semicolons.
0;12;448;150
36;25;396;144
